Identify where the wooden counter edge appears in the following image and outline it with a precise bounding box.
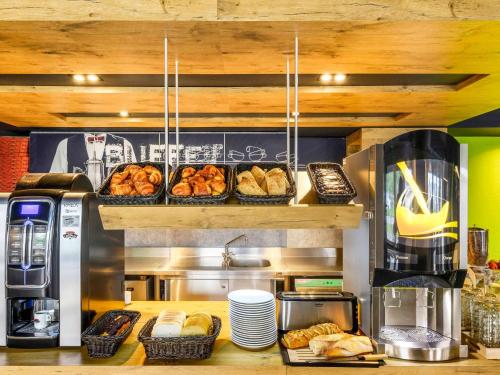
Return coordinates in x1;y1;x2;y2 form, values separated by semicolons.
0;359;498;375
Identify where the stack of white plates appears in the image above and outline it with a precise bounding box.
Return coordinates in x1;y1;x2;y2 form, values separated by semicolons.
228;289;277;350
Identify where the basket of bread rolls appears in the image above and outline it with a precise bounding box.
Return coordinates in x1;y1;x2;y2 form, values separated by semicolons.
138;310;221;360
97;162;170;205
233;163;296;204
81;310;141;358
167;164;232;205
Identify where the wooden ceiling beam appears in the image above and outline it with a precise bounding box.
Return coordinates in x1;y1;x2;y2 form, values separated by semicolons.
0;85;458;94
22;116;412;128
1;1;499;21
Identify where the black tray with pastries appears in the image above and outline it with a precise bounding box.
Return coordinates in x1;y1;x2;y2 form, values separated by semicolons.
233;163;297;205
97;162;169;205
278;332;385;368
306;162;356;204
167;163;233;205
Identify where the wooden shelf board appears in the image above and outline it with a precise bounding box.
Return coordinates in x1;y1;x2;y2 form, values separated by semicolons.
98;203;363;230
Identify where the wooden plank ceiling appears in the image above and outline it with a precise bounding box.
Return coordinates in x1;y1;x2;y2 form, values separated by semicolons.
0;1;500;130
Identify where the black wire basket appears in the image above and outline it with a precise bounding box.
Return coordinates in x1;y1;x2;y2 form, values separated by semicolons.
233;163;296;205
81;310;141;358
97;162;169;205
138;316;221;360
306;162;357;204
167;164;232;205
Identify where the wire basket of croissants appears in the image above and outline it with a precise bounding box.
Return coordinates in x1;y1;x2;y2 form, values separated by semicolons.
167;164;232;205
97;162;168;205
233;163;296;205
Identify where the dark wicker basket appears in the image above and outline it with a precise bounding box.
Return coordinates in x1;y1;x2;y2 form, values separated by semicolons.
97;162;169;205
233;163;296;205
306;162;357;204
167;164;232;205
138;316;221;360
81;310;141;358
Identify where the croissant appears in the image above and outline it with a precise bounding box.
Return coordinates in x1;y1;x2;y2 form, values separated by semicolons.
134;181;155;195
124;164;142;176
213;169;225;181
111;183;133;196
251;166;266;185
172;182;192;196
144;166;163;185
198;165;218;179
209;180;226;195
110;171;129;187
188;175;206;186
266;174;287;195
193;181;211;196
237;171;256;184
182;167;196;179
237;177;266;196
132;170;148;183
266;168;290;189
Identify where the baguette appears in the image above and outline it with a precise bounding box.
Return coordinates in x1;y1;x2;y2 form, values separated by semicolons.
309;334;373;358
281;323;343;349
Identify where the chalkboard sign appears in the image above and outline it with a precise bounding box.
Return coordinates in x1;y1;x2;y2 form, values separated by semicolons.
29;131;345;190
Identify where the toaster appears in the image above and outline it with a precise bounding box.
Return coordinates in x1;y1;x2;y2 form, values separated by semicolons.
276;291;358;333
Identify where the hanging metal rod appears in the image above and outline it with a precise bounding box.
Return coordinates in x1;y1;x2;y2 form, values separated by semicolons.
175;60;180;167
286;58;290;165
294;36;299;204
164;37;169;205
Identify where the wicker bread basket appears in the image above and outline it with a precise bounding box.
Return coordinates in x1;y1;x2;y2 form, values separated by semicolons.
138;315;221;360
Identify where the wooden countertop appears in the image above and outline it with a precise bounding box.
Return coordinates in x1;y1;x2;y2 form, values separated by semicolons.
0;301;497;375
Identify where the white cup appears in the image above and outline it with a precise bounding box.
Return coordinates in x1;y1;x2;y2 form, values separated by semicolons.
124;290;132;305
34;310;52;330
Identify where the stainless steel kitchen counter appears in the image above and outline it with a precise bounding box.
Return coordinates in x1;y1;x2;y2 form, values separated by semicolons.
125;256;342;278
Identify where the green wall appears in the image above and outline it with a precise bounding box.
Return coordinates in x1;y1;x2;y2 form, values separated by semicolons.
456;136;500;260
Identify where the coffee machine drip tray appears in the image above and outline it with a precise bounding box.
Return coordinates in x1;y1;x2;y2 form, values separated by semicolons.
375;325;459;361
13;321;59;337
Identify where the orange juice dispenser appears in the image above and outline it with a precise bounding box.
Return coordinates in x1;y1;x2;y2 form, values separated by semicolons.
343;130;468;361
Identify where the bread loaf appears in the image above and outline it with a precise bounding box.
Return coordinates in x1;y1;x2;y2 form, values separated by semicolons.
281;323;343;349
309;334;373;358
181;312;213;336
151;310;186;337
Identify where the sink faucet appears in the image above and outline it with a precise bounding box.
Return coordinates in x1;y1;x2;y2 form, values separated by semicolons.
223;234;248;269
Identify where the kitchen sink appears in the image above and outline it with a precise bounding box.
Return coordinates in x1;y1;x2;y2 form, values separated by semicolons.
228;258;271;268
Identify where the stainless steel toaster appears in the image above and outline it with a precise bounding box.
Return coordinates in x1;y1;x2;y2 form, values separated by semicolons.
276;291;358;332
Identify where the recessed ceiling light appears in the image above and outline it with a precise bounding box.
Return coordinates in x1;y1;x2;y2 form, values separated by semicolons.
72;74;85;83
119;110;129;118
334;73;347;83
320;73;332;82
87;74;100;83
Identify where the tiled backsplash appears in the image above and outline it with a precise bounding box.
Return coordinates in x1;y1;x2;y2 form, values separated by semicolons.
125;228;342;248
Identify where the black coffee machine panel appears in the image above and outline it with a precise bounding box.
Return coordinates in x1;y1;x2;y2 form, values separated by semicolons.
6;199;55;290
0;173;124;348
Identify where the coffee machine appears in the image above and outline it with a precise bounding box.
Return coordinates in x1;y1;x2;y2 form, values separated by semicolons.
0;173;124;348
343;130;467;361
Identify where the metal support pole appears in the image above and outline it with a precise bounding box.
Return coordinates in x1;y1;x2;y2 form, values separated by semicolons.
286;59;290;165
164;37;169;205
293;36;299;204
175;60;180;167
